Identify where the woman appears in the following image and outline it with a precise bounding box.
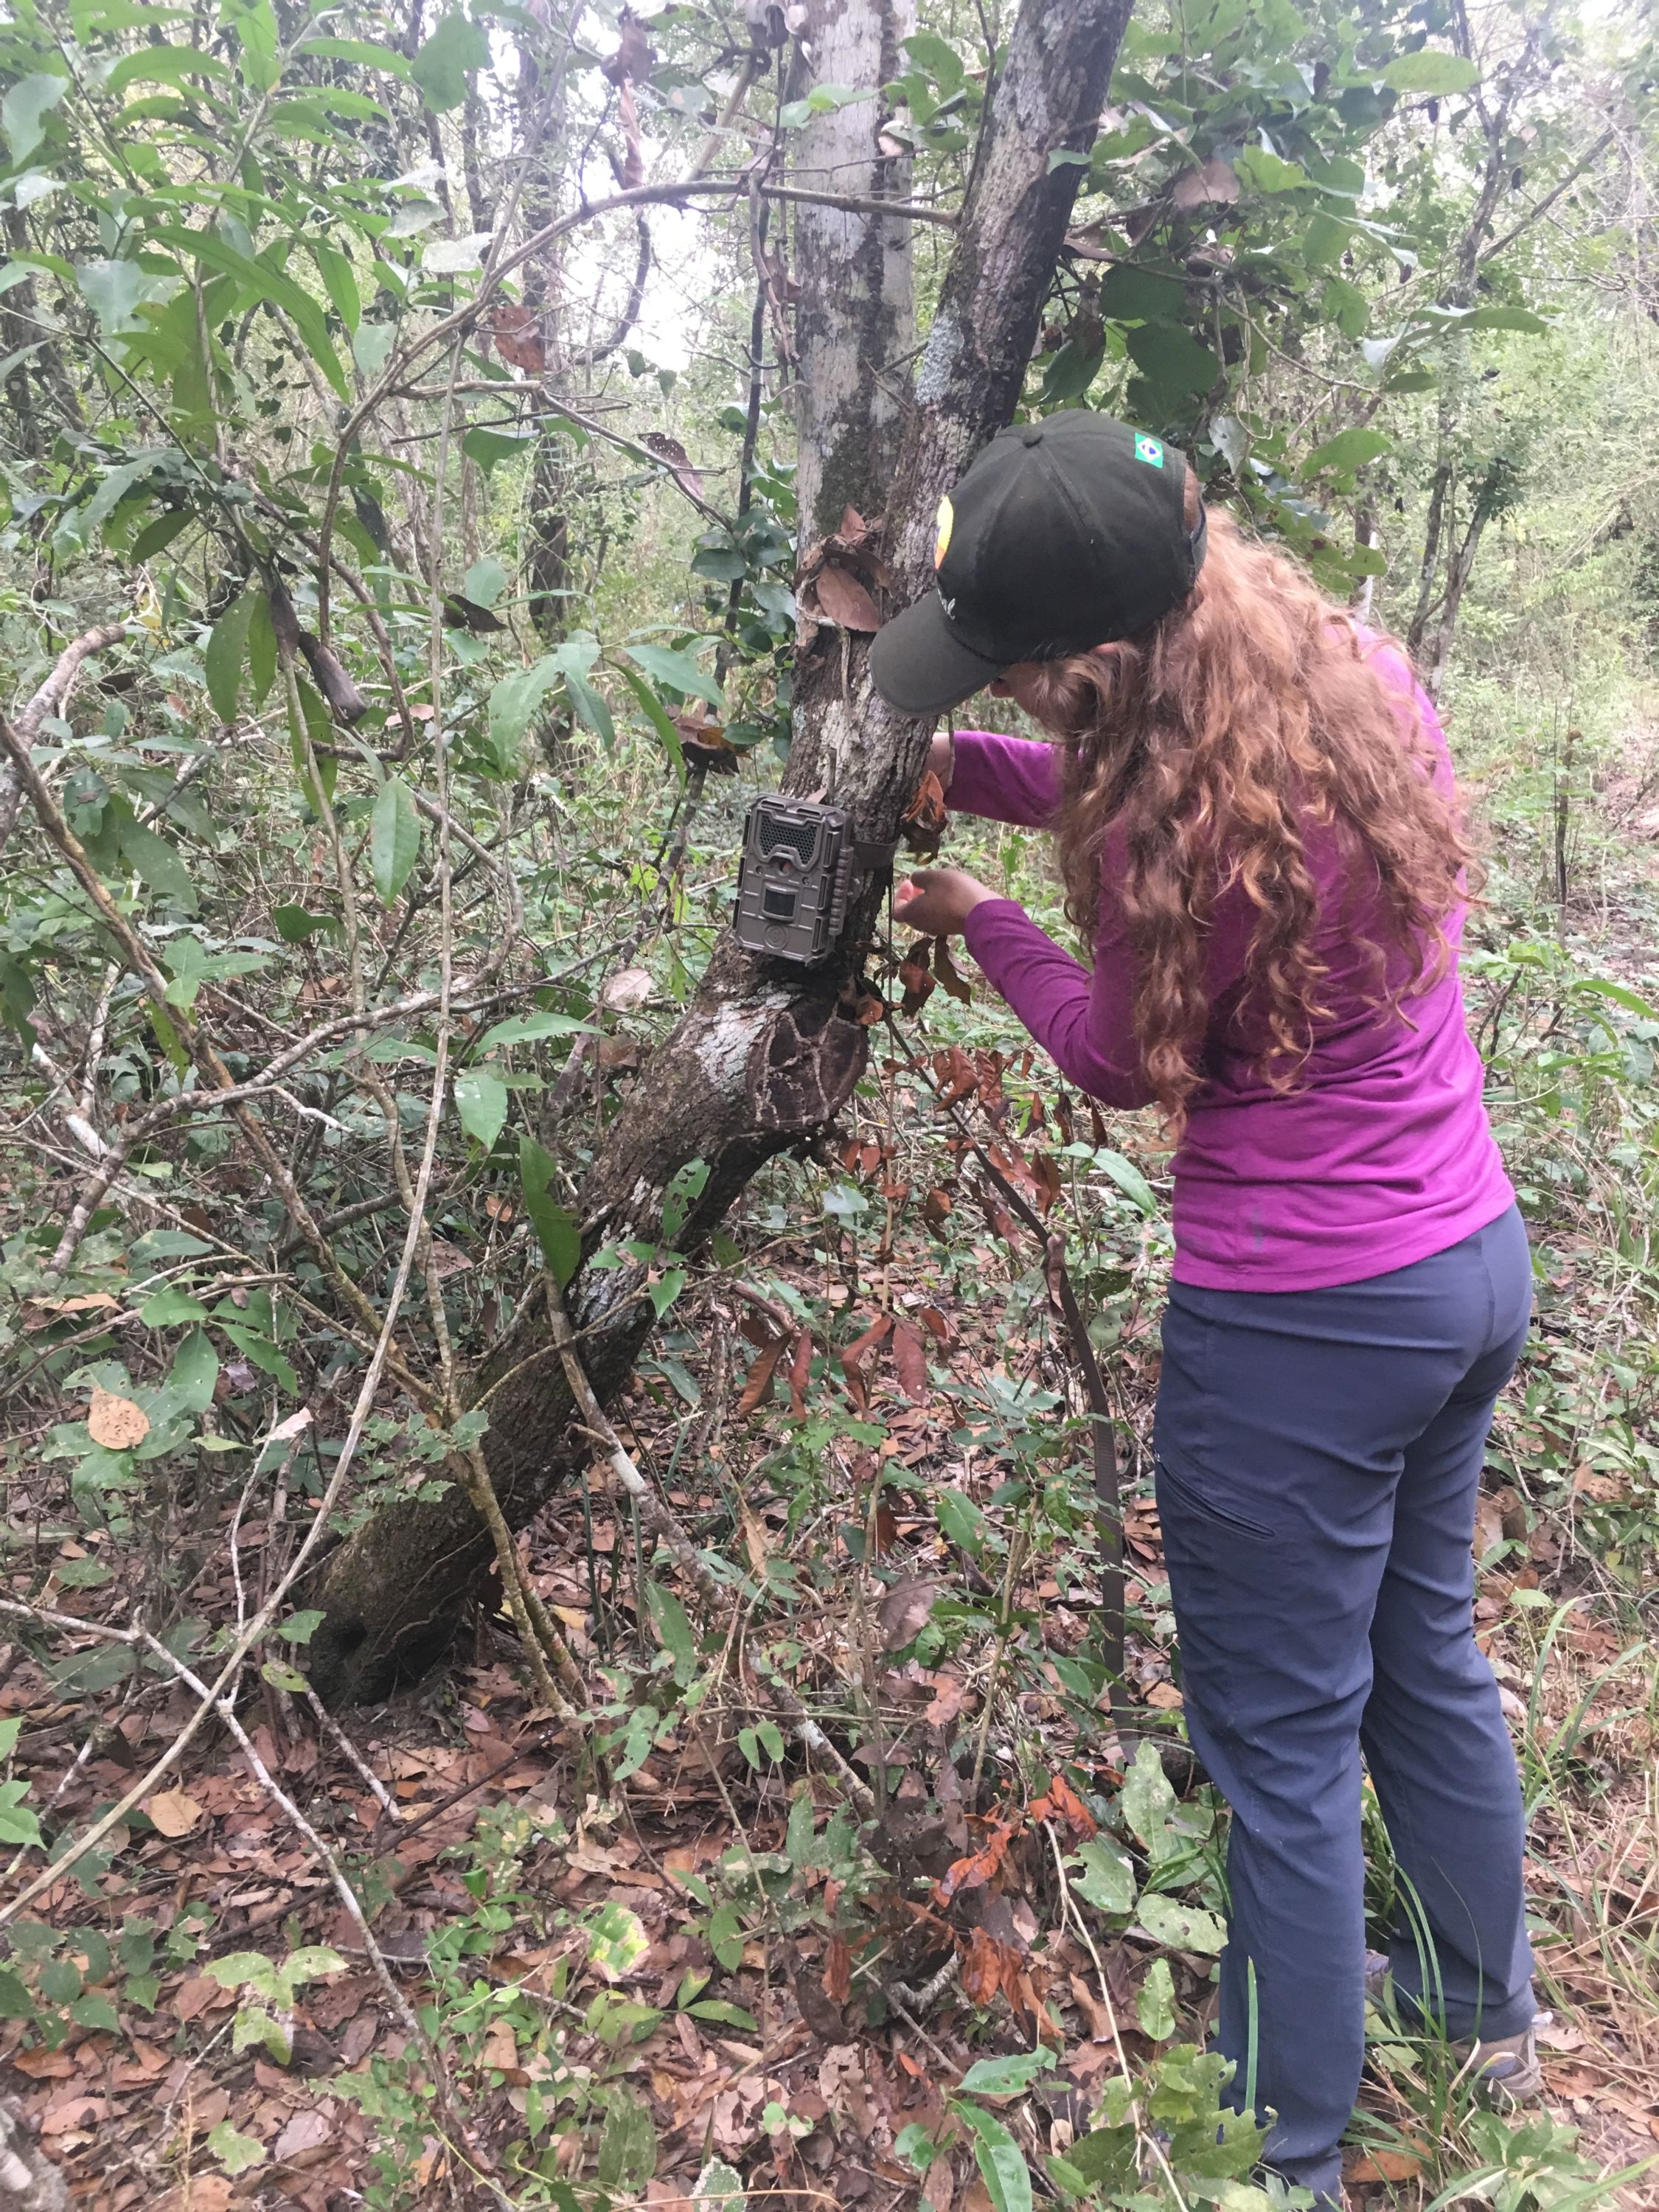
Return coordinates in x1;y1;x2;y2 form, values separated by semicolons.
869;411;1538;2208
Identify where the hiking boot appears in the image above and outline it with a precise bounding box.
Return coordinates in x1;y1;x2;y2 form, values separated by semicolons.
1458;2024;1544;2107
1363;1952;1543;2105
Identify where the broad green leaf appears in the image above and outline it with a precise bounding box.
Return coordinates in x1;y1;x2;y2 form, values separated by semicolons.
778;83;874;128
464;554;507;608
75;257;150;332
310;240;360;333
454;1065;508;1152
1135;1892;1227;1953
472;1009;594;1052
952;2103;1032;2212
1578;976;1659;1020
204;1950;273;1992
370;776;420;905
1234;144;1306;192
1301;427;1391;478
487;656;564;773
617;663;685;782
1094;1149;1157;1216
1464;305;1548;335
518;1133;580;1285
587;1900;649;1982
147;226;347;398
246;590;276;706
693;2158;746;2212
273;903;335;942
463;422;536;470
661;1158;709;1246
225;0;279;89
1071;1835;1137;1914
597;2085;658;2190
957;2048;1055;2096
205;591;255;723
565;669;616;748
1120;1739;1177;1848
1379;51;1480;94
1099;263;1186;323
116;812;198;911
169;1329;218;1412
1062;2125;1139;2191
624;640;723;708
1124;320;1220;399
936;1486;987;1559
0;1783;42;1848
645;1580;697;1664
423;232;490;275
140;1286;208;1326
411;10;490;111
107;46;234;96
353;321;395;380
207;2120;266;2174
1137;1955;1177;2039
2;74;68;167
280;1610;324;1644
298;35;412;76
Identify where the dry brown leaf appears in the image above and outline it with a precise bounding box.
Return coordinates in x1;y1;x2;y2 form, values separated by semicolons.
31;1293;122;1314
1346;2144;1429;2183
891;1320;928;1405
1172;155;1239;209
737;1333;787;1416
877;1574;936;1651
738;1502;771;1575
147;1786;203;1837
822;1933;852;2006
809;560;881;632
788;1327;813;1417
489;302;546;375
88;1385;149;1450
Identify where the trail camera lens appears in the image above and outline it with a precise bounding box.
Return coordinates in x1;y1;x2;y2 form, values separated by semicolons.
762;886;797;920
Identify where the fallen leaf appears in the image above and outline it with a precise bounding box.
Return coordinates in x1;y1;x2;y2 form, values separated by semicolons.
808;561;880;631
840;1313;891;1411
822;1934;852;2006
891;1320;928;1403
737;1333;787;1416
877;1574;936;1651
88;1386;149;1450
147;1786;204;1837
1172;155;1239;209
1346;2143;1429;2183
599;965;654;1012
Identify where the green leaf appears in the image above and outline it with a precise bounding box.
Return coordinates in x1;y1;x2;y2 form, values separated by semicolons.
952;2102;1032;2212
0;1718;19;1758
1136;1955;1176;2039
353;321;395;380
273;903;335;942
518;1133;580;1285
464;554;507;608
76;258;150;333
411;10;490;111
1464;305;1548;335
1301;427;1391;478
1094;1149;1157;1216
310;240;360;333
1099;264;1186;323
205;591;255;723
0;1783;42;1849
936;1486;987;1559
454;1066;508;1152
1235;143;1306;192
487;655;565;773
1578;976;1659;1020
281;1609;324;1644
686;1998;759;2031
2;74;68;167
1135;1892;1227;1953
370;776;420;905
1061;2124;1138;2191
706;1902;745;1971
1124;320;1220;399
587;1900;649;1982
597;2085;658;2190
226;0;280;91
116;812;198;911
463;422;535;471
778;83;874;128
693;2158;746;2212
207;2120;266;2175
617;663;686;782
957;2048;1056;2096
624;641;723;709
140;1285;207;1326
1380;50;1480;94
148;226;348;399
661;1158;709;1247
1121;1739;1177;1847
645;1579;697;1665
246;590;276;707
107;45;234;96
471;1009;594;1052
564;669;615;748
1072;1836;1137;1914
422;232;490;275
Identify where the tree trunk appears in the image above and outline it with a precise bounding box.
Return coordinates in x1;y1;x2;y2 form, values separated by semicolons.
790;0;916;546
307;0;1132;1708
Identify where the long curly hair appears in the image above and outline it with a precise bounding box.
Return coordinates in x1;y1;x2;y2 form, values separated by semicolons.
1019;499;1473;1129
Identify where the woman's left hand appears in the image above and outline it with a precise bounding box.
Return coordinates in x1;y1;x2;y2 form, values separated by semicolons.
894;866;998;939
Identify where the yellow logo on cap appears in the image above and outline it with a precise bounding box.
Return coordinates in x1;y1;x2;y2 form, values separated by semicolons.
933;495;954;570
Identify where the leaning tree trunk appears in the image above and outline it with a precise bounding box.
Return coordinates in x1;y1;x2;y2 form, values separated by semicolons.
307;0;1133;1707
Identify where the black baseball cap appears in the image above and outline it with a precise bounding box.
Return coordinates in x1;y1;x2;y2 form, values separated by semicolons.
869;411;1207;718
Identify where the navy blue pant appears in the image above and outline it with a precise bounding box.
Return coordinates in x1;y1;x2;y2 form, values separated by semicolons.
1152;1207;1536;2205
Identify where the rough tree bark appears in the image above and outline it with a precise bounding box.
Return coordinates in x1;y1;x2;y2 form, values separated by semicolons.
307;0;1133;1707
790;0;915;546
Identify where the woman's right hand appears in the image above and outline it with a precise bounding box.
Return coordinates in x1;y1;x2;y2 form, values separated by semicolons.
927;731;954;793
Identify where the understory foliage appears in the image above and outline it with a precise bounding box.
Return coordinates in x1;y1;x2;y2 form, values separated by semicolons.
0;0;1656;2206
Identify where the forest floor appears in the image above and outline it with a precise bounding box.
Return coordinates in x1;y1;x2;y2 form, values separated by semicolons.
4;803;1659;2212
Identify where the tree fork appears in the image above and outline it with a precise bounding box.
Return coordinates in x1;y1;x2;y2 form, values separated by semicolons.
307;0;1133;1708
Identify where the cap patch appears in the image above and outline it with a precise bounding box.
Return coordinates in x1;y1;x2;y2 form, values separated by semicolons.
1134;434;1165;468
933;495;954;569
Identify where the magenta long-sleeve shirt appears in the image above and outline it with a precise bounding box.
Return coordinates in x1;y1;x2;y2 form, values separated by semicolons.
951;653;1514;1291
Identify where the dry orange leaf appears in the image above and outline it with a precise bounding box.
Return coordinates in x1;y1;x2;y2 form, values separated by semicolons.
88;1385;149;1450
1346;2143;1429;2183
146;1786;204;1838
